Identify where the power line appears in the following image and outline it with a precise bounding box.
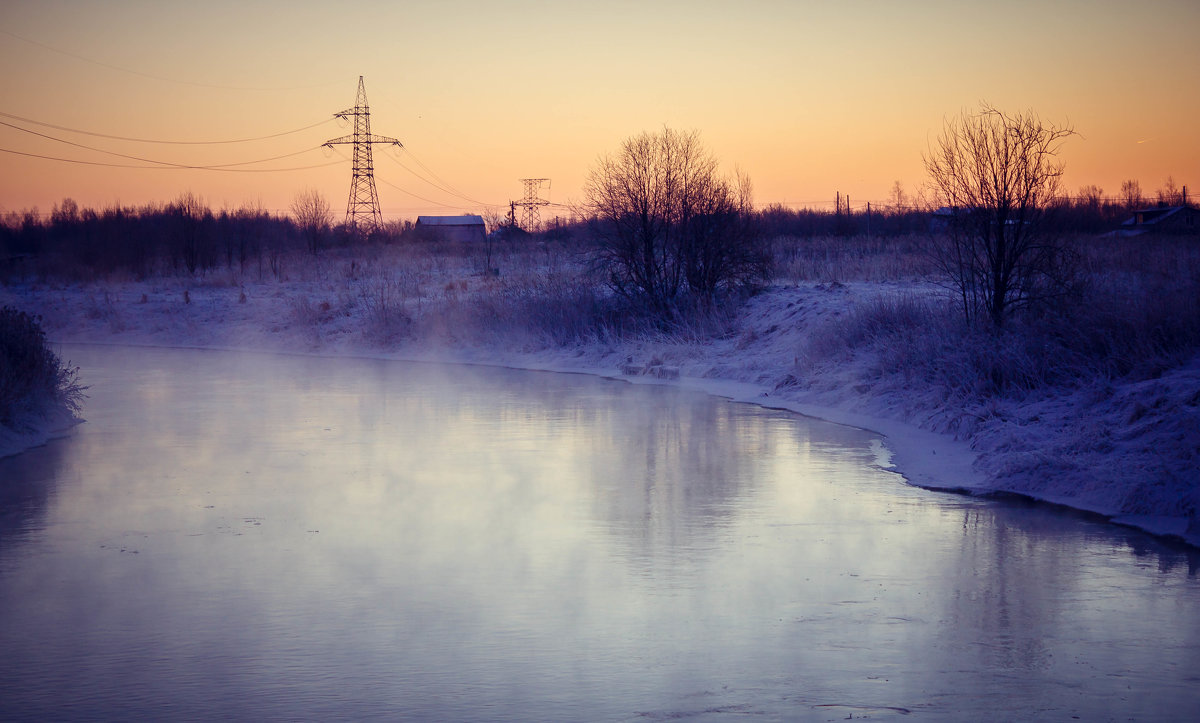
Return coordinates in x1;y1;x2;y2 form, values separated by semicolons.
1;120;329;169
398;147;497;206
0;145;344;172
332;145;465;209
0;110;333;144
380;150;497;207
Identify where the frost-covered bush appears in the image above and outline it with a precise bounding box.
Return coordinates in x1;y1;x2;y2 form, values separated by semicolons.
359;276;413;342
0;306;85;430
417;271;613;348
805;284;1200;406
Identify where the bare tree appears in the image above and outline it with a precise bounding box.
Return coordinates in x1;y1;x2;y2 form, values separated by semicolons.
924;104;1076;327
1156;176;1182;206
584;127;768;314
888;180;909;213
1120;179;1143;210
170;191;213;274
291;188;332;254
679;168;769;302
1077;184;1104;210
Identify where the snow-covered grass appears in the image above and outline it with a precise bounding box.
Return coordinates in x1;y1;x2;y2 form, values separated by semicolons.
2;233;1197;546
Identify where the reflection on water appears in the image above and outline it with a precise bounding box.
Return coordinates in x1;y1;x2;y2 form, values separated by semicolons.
0;440;67;549
1;345;1197;721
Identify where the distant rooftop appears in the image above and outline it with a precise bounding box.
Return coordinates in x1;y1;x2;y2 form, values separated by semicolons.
415;215;484;226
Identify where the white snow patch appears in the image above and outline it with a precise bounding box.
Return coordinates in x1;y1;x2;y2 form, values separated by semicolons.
0;406;81;460
2;270;1196;547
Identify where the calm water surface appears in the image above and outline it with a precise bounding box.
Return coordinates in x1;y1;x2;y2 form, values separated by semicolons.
1;344;1198;721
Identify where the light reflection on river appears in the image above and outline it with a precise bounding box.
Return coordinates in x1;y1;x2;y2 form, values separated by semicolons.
1;344;1198;721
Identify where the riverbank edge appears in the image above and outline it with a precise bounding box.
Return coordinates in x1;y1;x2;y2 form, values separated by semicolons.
28;336;1200;550
0;408;81;460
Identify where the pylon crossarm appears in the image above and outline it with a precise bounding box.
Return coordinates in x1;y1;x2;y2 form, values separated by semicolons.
366;135;402;146
322;136;400;147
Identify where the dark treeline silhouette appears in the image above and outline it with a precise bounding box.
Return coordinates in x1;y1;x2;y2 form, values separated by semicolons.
0;195;428;280
758;193;1193;240
757;203;929;238
2;187;1192;282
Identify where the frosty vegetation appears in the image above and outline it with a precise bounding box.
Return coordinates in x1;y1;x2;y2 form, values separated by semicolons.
0;306;85;447
1;127;1197;543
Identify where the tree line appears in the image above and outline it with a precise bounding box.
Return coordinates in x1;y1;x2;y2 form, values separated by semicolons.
2;112;1193;332
0;193;428;280
6;183;1170;283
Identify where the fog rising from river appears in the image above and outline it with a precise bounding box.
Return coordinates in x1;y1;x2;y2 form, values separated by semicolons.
1;345;1197;720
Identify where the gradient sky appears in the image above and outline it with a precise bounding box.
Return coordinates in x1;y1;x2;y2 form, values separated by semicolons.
2;0;1197;221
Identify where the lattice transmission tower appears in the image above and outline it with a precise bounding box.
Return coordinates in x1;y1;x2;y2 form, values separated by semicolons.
514;178;550;232
323;76;401;233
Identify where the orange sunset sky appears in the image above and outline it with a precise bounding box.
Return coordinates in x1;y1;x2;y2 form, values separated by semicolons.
2;0;1198;222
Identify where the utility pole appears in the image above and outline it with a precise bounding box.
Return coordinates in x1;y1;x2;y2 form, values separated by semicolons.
513;178;550;232
323;76;402;234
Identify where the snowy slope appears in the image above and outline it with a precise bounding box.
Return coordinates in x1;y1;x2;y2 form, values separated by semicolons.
2;268;1196;547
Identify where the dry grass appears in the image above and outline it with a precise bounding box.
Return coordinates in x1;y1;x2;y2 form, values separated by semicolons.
772;234;932;283
799;233;1200;415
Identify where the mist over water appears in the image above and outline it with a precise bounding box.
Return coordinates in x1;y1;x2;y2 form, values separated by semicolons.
1;345;1197;721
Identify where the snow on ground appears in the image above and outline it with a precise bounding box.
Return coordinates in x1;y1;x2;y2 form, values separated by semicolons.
2;264;1197;547
0;407;78;460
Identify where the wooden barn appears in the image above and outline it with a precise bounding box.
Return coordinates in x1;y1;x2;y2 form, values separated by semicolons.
1117;205;1200;236
415;215;486;243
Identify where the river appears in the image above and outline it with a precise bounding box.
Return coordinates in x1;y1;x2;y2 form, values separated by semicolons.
1;344;1197;721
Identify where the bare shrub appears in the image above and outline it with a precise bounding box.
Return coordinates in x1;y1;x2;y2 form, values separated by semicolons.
801;243;1200;426
84;291;125;332
359;276;413;342
0;306;85;429
924;104;1077;327
292;189;333;254
584;127;770;316
288;296;332;328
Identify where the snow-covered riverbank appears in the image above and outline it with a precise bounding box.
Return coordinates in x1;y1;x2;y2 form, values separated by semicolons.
3;263;1197;547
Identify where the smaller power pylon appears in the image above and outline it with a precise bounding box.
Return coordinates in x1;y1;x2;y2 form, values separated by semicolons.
513;178;550;232
323;76;402;234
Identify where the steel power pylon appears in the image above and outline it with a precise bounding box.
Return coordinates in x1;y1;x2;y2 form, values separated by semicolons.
323;76;401;233
514;178;550;232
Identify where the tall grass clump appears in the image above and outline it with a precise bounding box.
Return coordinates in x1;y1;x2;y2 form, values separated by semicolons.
798;245;1200;435
359;275;414;343
423;271;613;349
0;306;85;431
773;234;930;284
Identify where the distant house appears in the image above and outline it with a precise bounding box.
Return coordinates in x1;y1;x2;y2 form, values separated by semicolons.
414;215;486;243
930;206;957;233
929;206;1030;234
1117;205;1200;236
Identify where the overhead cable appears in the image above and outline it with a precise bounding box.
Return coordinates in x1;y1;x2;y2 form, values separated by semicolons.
0;110;333;144
381;149;497;207
0;146;344;172
328;146;465;210
1;120;329;169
